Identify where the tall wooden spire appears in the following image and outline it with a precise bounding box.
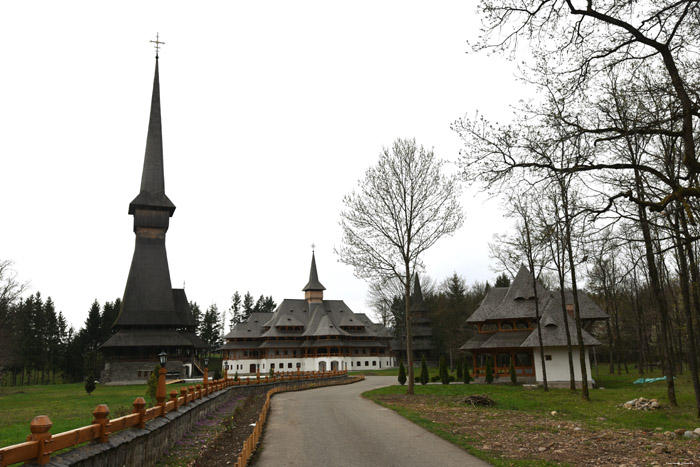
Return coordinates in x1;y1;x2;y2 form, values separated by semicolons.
115;57;178;327
303;251;326;302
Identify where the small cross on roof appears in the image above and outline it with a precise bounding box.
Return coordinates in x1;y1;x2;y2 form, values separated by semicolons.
150;33;165;58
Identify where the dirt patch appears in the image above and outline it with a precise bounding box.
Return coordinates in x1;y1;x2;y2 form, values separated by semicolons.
374;394;700;466
155;393;265;467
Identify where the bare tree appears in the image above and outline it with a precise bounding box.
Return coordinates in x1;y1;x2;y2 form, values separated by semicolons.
337;138;464;395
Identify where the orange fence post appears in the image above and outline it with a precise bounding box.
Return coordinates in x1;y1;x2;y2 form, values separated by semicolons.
27;415;52;465
180;387;188;406
133;397;146;429
92;404;110;443
188;386;195;402
169;390;179;410
195;384;202;399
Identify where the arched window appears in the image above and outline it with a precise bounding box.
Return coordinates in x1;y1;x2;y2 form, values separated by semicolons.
500;322;513;330
515;320;529;330
270;363;275;369
481;323;498;332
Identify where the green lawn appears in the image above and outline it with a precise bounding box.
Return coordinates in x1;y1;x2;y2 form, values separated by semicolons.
0;383;151;447
365;369;700;431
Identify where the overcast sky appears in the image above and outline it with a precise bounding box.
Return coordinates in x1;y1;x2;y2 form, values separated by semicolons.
0;1;527;329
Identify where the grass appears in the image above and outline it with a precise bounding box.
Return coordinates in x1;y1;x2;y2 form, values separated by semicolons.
366;369;700;431
0;382;151;447
364;367;700;466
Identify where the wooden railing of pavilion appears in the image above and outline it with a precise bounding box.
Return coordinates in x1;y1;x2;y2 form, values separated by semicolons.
0;370;351;467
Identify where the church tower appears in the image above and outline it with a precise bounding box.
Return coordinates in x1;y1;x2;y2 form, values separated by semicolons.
302;251;325;303
101;53;206;383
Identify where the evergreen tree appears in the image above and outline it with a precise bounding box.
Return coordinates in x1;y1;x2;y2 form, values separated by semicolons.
85;372;96;395
229;291;242;328
189;301;202;330
420;354;429;385
199;304;222;355
398;360;407;385
510;358;517;385
485;356;494;384
463;358;471;384
495;273;511;288
242;292;254;320
262;295;277;313
456;357;463;379
439;354;449;384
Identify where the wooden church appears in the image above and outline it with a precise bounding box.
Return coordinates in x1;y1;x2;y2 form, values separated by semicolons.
461;265;608;387
100;55;207;383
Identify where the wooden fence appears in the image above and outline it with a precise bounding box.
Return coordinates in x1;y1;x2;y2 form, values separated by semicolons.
0;370;349;467
234;374;365;467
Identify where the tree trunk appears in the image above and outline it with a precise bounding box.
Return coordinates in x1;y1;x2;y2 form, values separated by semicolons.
404;266;415;395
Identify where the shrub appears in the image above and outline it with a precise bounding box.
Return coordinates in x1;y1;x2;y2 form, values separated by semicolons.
420;354;429;385
214;370;222;380
449;374;455;382
485;358;494;384
146;365;160;404
234;371;239;381
398;360;407;385
84;373;96;395
509;358;517;385
439;355;449;385
456;357;463;379
463;358;471;384
431;375;441;382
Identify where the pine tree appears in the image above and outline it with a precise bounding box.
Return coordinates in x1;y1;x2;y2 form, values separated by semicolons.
242;292;254;320
420;354;429;385
229;292;242;328
456;357;463;379
439;355;449;384
398;360;407;385
510;358;517;385
485;357;494;384
463;358;471;384
199;304;222;354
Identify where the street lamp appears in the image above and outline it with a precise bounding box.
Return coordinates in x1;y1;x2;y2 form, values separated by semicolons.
156;351;167;414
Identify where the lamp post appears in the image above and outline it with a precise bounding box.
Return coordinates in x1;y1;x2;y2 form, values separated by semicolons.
203;357;209;392
156;351;167;413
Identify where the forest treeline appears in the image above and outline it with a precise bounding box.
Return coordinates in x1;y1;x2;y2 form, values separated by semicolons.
0;263;276;386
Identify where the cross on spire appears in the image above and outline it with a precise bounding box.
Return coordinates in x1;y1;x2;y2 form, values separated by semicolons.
150;33;165;58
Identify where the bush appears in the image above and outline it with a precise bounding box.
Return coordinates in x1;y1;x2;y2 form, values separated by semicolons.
84;373;96;395
420;354;429;385
463;359;471;384
485;358;494;384
234;371;239;381
430;375;441;382
509;358;517;385
398;360;407;385
146;365;160;404
456;358;463;379
439;355;449;385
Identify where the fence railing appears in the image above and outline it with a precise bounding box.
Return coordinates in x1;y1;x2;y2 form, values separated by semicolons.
234;374;365;467
0;369;349;467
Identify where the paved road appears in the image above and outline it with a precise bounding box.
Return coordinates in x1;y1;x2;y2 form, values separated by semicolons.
254;376;490;467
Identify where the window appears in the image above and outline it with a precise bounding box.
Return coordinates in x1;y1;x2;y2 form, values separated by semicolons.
515;320;529;330
279;362;284;368
372;361;376;366
296;363;301;368
365;361;369;366
545;355;552;361
481;323;498;332
500;322;513;330
271;363;275;369
497;353;511;367
288;363;292;369
515;352;532;366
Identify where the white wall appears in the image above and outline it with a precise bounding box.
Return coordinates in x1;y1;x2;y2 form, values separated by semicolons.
223;356;395;376
533;346;594;388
